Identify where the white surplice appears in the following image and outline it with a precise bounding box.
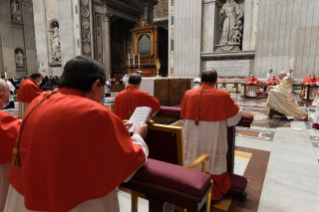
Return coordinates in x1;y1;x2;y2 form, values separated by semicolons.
266;76;308;118
0;163;10;212
246;85;257;97
266;73;272;80
17;102;30;119
304;82;319;100
4;134;149;212
183;109;242;175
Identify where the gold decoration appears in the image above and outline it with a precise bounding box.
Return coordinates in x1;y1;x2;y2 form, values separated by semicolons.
138;16;149;28
170;67;175;77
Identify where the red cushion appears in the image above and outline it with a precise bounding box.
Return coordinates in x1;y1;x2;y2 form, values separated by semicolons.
229;173;247;191
160;106;181;113
241;113;254;121
134;159;211;197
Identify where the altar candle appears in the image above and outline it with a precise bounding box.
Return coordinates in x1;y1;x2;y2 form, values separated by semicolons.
5;72;7;79
133;54;135;67
128;53;130;66
138;54;140;67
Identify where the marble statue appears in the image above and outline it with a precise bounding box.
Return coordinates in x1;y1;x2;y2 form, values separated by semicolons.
11;0;21;22
231;20;243;43
50;27;61;62
15;51;25;68
217;0;243;51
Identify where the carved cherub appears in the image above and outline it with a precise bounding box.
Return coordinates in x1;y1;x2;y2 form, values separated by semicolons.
231;20;243;43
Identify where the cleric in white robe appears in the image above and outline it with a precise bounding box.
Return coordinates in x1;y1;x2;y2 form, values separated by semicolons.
266;71;308;119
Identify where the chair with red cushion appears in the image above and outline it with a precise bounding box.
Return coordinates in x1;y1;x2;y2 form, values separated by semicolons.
131;121;212;212
123;159;213;212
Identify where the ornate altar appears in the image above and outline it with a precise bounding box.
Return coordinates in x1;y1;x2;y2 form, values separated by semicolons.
126;18;168;77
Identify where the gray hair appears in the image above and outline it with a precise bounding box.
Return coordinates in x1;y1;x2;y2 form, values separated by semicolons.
0;78;8;93
280;71;287;77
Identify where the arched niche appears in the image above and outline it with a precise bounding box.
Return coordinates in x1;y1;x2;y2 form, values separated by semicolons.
14;48;25;69
138;34;151;55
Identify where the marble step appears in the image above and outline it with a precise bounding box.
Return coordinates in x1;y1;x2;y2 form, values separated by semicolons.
258;121;319;212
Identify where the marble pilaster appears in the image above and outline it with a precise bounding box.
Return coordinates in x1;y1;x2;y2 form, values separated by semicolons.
201;0;217;53
33;0;50;76
242;0;252;51
103;13;112;77
174;0;202;77
58;0;76;71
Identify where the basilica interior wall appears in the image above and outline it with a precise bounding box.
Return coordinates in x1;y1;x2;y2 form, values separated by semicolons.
254;0;319;80
0;0;36;78
174;0;202;77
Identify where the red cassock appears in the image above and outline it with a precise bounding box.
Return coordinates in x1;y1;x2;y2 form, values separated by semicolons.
301;77;310;84
266;78;280;85
17;78;43;103
305;77;319;84
246;77;259;84
181;83;240;200
114;85;161;120
9;88;146;212
0;111;20;165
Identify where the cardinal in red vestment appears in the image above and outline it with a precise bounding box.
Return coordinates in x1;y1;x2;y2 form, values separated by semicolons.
114;74;160;120
266;75;280;85
304;74;319;100
17;73;43;118
5;56;149;212
181;69;242;201
245;74;259;97
0;79;21;212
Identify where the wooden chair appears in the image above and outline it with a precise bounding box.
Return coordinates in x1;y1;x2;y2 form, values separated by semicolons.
131;120;211;212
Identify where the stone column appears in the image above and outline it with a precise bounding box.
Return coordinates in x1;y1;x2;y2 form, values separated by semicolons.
103;13;112;77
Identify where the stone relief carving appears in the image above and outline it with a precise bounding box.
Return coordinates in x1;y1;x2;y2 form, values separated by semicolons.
80;0;91;57
216;0;243;52
15;50;25;68
11;0;22;22
50;26;61;62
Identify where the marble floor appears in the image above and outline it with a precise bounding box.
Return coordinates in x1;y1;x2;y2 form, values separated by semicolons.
3;92;319;212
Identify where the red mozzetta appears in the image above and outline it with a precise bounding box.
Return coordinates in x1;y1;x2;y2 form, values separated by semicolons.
9;88;146;212
17;78;43;103
114;85;161;120
0;111;20;165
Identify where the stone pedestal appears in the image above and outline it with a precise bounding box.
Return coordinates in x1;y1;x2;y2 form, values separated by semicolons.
216;44;241;52
103;13;112;77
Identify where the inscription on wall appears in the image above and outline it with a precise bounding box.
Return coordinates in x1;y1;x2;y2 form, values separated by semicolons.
206;60;250;77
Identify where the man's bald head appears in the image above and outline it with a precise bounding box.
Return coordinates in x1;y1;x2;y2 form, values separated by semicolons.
278;71;287;80
201;69;218;84
250;74;255;79
271;75;276;80
307;74;310;78
0;78;10;109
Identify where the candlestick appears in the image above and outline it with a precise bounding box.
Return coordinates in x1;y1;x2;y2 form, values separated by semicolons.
5;72;7;79
133;54;135;67
128;53;130;66
138;54;140;67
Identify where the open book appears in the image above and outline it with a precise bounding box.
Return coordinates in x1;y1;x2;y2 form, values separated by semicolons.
127;107;152;133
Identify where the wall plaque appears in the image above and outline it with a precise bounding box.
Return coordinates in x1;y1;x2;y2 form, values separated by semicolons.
206;60;250;77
